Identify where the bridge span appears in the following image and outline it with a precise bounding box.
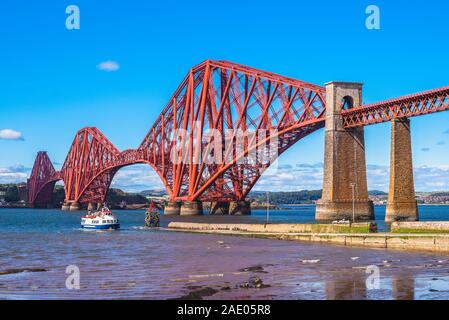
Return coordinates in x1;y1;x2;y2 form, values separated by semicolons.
27;60;449;221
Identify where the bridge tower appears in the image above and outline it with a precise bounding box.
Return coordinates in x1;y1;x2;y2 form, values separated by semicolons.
385;118;418;222
316;82;374;221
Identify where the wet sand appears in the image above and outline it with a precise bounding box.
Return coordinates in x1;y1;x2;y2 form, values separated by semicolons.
2;209;449;300
2;229;449;300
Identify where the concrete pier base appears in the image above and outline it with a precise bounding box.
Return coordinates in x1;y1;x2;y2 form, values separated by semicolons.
385;118;418;222
209;202;230;215
316;201;374;222
164;201;181;215
315;82;374;222
229;201;251;215
61;203;70;211
69;202;80;211
180;201;203;216
386;202;418;222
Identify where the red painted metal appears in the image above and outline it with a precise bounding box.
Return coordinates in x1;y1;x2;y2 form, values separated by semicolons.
59;127;123;205
27;152;60;207
342;85;449;128
27;59;449;207
137;60;326;201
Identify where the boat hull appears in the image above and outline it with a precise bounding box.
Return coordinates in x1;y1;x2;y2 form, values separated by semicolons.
81;224;120;230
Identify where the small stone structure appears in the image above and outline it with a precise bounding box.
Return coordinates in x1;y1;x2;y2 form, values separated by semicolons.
145;203;160;227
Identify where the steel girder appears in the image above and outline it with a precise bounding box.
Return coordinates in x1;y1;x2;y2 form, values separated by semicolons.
138;60;327;201
27;152;60;206
59;127;122;204
342;86;449;128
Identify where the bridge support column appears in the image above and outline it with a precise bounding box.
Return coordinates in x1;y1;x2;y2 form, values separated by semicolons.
61;202;70;211
209;201;230;215
164;201;181;215
316;82;374;222
386;118;418;222
87;202;96;211
229;201;251;215
69;202;80;211
180;201;203;216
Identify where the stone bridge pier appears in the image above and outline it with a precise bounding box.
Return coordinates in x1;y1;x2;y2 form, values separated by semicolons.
316;82;374;221
163;200;252;216
385;118;418;222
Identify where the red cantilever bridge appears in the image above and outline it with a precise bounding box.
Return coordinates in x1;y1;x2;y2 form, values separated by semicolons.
27;60;449;210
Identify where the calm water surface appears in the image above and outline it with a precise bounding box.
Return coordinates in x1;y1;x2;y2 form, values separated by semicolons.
1;205;449;300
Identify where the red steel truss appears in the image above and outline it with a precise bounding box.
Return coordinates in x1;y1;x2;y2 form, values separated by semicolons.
60;127;127;205
27;152;61;207
137;60;326;201
26;60;449;207
342;86;449;128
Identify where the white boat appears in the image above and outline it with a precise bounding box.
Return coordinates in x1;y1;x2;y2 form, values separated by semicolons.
81;206;120;230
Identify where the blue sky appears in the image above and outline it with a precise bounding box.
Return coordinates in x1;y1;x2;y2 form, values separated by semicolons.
1;0;449;192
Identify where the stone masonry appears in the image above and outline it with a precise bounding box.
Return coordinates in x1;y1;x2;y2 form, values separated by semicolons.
385;119;418;222
315;82;374;221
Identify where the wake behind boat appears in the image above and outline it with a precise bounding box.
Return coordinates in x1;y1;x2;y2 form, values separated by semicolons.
81;206;120;230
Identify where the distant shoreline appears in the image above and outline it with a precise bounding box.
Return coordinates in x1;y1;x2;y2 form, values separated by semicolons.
279;204;316;207
2;203;449;211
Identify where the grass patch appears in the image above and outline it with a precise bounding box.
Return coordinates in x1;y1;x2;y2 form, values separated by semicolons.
391;228;449;234
310;224;372;234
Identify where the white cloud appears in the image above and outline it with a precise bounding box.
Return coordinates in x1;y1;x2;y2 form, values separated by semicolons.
96;60;120;72
0;165;30;184
255;162;323;191
0;129;23;140
110;164;164;193
254;163;449;192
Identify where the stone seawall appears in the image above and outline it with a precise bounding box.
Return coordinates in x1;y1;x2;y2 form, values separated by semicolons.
167;222;449;254
391;221;449;233
168;222;376;234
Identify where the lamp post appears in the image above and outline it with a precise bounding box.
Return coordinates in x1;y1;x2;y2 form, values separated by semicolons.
350;183;356;223
266;191;270;224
